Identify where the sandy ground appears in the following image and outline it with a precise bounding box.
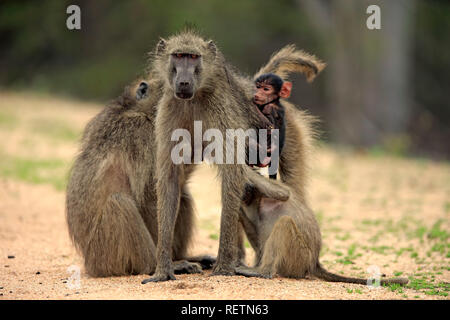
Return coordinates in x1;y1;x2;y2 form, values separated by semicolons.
0;91;449;300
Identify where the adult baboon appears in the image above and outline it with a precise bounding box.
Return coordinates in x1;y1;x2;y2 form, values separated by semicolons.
66;78;211;277
239;104;408;285
143;31;325;282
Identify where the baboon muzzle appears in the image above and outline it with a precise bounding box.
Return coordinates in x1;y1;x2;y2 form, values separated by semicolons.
175;78;194;100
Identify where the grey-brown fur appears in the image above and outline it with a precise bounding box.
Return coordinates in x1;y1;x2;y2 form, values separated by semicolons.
66;31;323;278
66;79;214;276
143;31;325;282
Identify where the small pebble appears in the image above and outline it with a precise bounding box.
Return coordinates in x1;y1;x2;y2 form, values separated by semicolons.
7;255;15;259
0;286;3;289
36;271;41;275
4;265;9;268
39;282;42;285
62;280;67;283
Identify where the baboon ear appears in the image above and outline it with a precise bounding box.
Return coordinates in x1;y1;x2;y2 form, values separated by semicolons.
156;38;167;54
279;81;292;99
207;40;216;57
136;81;149;100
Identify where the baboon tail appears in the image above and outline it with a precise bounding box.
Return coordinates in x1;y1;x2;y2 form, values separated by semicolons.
255;44;326;82
314;264;409;286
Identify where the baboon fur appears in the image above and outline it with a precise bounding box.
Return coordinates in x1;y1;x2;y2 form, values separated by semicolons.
240;103;408;285
144;30;324;282
66;30;323;278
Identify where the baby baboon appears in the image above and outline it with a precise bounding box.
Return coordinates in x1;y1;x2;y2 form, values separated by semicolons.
142;31;325;283
239;105;408;286
251;73;292;179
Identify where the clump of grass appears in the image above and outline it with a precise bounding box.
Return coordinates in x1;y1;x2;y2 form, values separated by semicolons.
406;276;449;297
337;243;361;265
209;233;218;240
428;220;448;241
385;283;404;294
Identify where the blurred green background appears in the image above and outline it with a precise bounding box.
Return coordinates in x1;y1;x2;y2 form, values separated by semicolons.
1;0;449;158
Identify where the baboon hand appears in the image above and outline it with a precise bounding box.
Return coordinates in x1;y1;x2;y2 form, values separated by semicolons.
174;261;203;274
141;272;176;284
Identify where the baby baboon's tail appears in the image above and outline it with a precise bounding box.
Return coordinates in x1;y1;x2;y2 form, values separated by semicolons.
315;264;409;286
255;44;326;82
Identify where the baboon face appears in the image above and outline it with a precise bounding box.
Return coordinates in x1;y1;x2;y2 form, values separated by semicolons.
169;53;202;100
155;35;217;101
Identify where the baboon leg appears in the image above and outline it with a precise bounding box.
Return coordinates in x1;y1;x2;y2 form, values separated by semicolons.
172;188;217;270
212;165;247;275
84;193;156;277
236;223;247;267
172;188;195;260
258;215;310;278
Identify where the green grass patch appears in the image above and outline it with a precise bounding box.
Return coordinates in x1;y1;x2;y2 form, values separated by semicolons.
428;220;448;241
0;153;68;190
385;283;404;294
371;245;393;254
31;118;81;142
406;276;450;297
209;233;219;240
337;243;361;265
0;110;19;128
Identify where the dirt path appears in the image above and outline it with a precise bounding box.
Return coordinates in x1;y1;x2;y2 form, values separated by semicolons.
0;92;448;299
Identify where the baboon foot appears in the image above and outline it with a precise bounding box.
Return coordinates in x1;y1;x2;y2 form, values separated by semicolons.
187;255;216;270
235;266;271;279
210;264;236;276
141;272;176;284
174;260;202;274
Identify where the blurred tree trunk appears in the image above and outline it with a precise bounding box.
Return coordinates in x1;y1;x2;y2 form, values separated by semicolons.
299;0;415;147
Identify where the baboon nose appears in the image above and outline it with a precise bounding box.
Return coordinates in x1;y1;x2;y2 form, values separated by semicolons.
180;81;190;88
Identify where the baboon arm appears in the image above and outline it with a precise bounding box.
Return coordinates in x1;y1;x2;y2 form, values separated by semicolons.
244;166;290;201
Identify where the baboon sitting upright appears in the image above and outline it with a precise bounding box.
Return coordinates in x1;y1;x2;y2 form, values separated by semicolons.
66;79;215;276
239;104;408;285
143;31;325;282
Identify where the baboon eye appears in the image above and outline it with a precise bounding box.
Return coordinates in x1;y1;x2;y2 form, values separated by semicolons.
175;53;183;58
190;54;199;59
